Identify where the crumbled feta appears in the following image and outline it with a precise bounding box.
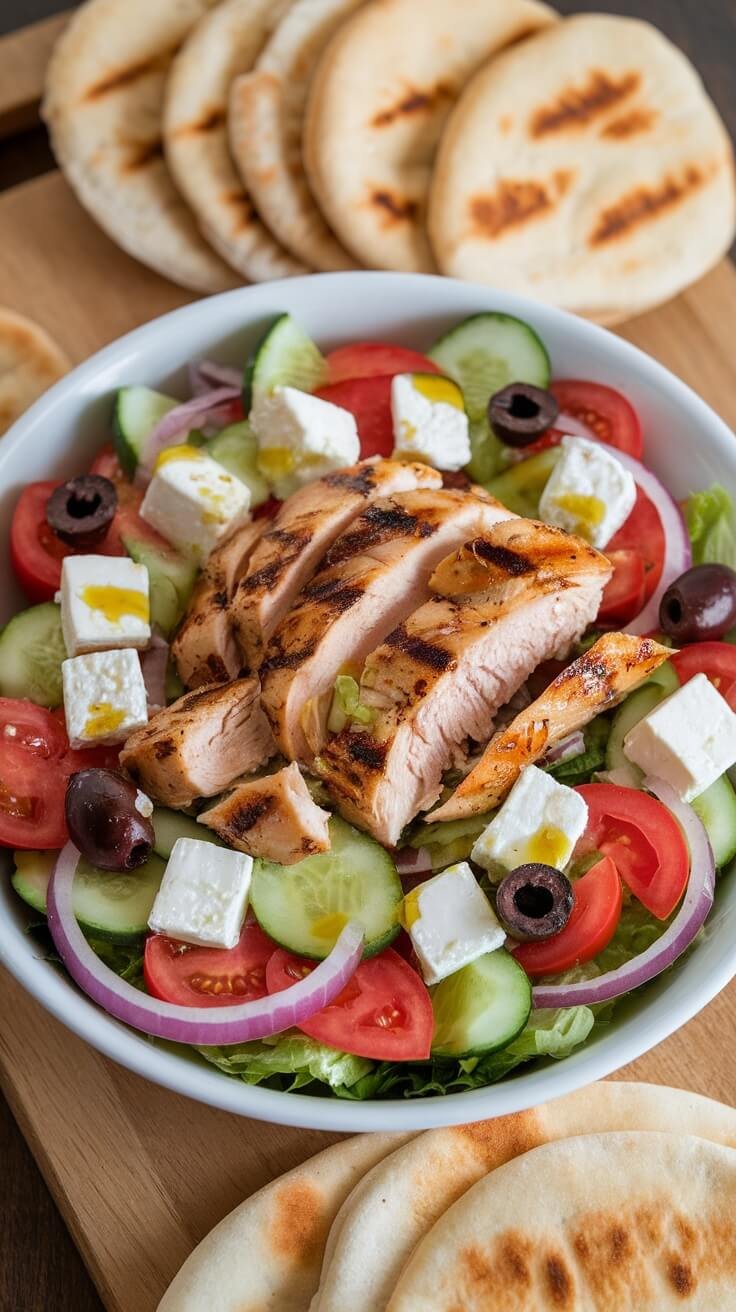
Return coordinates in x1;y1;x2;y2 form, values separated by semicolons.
140;446;251;561
623;673;736;802
134;789;154;819
250;385;360;498
538;435;636;549
61;649;148;748
148;837;253;949
401;860;505;985
471;765;589;876
391;373;470;471
60;554;150;657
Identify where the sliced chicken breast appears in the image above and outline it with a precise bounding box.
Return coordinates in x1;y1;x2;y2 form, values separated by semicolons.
197;763;331;864
231;458;442;670
431;633;672;821
172;520;264;689
261;488;513;762
318;522;611;846
120;677;274;808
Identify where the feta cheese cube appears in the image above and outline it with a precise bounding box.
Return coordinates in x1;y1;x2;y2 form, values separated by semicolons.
623;673;736;802
391;373;470;471
60;554;150;656
471;765;589;875
538;435;636;549
62;649;148;748
250;386;360;498
402;860;505;985
140;446;251;562
148;837;253;949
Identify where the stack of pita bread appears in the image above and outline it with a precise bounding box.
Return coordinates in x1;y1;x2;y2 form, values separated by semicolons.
43;0;735;321
158;1081;736;1311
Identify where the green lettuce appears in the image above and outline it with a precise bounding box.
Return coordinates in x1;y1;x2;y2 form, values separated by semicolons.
544;716;610;785
198;1033;373;1094
687;484;736;569
326;674;375;734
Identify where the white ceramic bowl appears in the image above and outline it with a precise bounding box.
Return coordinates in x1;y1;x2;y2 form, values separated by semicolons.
1;273;735;1132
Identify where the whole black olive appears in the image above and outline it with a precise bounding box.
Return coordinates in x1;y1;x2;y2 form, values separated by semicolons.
65;769;154;872
488;383;559;449
496;864;574;942
659;563;736;643
46;474;117;549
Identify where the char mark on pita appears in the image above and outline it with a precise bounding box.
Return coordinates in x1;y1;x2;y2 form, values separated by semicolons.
589;164;710;245
530;68;640;137
122;138;164;172
83;50;175;101
370;189;419;224
371;81;454;128
173;106;228;136
469;171;573;240
601;106;657;138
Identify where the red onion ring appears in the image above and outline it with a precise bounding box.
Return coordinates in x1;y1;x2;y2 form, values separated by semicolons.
47;844;364;1045
531;776;714;1009
544;730;585;765
143;386;242;470
188;361;243;396
139;639;169;713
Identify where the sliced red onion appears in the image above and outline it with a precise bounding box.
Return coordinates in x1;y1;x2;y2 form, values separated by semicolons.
532;776;714;1009
143;385;241;470
545;730;585;765
47;844;364;1045
140;639;169;713
395;846;434;891
188;360;243;396
557;412;597;441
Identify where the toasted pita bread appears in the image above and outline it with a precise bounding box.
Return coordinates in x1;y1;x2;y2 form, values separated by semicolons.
229;0;362;272
388;1132;736;1310
0;309;70;436
42;0;239;294
312;1082;736;1312
164;0;307;282
303;0;556;273
429;14;736;323
157;1132;411;1312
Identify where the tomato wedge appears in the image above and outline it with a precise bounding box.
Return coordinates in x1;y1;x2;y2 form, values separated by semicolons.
671;643;736;711
575;783;689;920
266;946;433;1060
513;856;622;976
552;381;643;458
597;549;646;626
143;922;275;1007
325;343;440;385
594;488;666;627
314;376;395;459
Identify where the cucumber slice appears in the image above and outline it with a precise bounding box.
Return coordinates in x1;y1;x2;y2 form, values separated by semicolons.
486;446;560;518
692;775;736;869
121;535;198;638
12;849;165;942
0;603;66;708
431;949;532;1059
152;807;223;859
243;314;326;411
205;421;270;507
251;817;402;959
429;313;551;483
646;659;679;697
606;684;664;777
113;386;178;475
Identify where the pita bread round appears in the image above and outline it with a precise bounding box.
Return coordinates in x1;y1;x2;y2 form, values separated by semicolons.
429;14;736;323
388;1132;736;1310
303;0;556;274
42;0;239;294
164;0;308;282
157;1132;411;1312
0;309;70;436
312;1081;736;1312
229;0;362;272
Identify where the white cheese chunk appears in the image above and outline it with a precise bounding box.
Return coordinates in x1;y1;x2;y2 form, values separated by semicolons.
623;672;736;802
62;649;148;748
391;372;470;471
250;385;360;498
402;860;505;985
471;765;589;876
140;446;251;562
148;837;253;949
538;435;636;549
60;554;150;656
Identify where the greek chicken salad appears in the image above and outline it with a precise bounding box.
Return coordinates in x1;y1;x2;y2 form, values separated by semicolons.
5;312;736;1100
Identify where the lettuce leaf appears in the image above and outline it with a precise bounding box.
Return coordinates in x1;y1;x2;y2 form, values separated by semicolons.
687;484;736;569
197;1033;373;1093
544;716;610;785
326;674;375;734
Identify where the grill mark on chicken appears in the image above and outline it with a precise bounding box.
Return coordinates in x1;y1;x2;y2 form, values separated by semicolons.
213;590;228;609
471;540;535;575
227;795;276;835
153;738;176;760
300;578;365;612
345;734;388;771
206;654;229;681
239;559;285;593
323;468;379;495
261;639;319;674
267;527;312;550
530;69;640;137
385;623;454;671
325;503;435;566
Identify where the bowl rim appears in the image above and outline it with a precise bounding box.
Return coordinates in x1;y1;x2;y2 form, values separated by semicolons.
1;269;735;1132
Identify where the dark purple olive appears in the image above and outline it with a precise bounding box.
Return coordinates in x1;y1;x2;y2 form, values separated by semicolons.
496;864;574;942
659;563;736;643
65;769;154;872
46;474;117;549
488;383;559;449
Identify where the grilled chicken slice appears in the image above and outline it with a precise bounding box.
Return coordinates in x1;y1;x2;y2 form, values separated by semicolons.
231;458;442;670
172;520;264;689
317;522;611;847
260;488;513;763
197;762;331;864
120;677;274;808
431;633;672;822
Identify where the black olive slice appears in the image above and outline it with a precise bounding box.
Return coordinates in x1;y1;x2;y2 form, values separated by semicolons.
488;383;559;449
496;863;574;942
46;474;118;549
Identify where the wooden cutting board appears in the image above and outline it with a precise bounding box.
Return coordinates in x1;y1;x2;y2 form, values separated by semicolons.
1;168;736;1311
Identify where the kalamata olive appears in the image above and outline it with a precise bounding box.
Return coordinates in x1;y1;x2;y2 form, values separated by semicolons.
46;474;117;549
659;563;736;643
65;768;154;872
488;383;559;449
496;864;574;942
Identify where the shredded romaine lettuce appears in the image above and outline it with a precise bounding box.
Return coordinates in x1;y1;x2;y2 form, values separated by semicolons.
687;484;736;570
198;1034;372;1093
326;674;375;734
